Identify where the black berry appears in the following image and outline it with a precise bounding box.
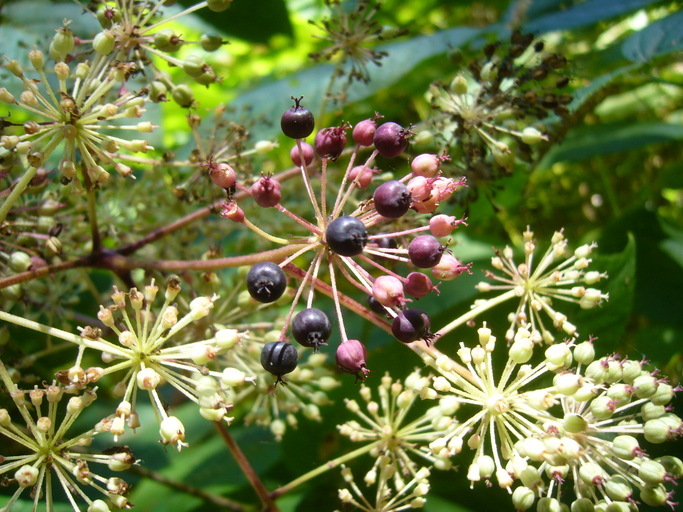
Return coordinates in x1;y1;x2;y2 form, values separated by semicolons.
326;216;368;256
281;96;314;139
408;235;445;268
391;309;430;343
373;122;411;158
373;180;412;219
292;308;332;351
247;262;287;303
367;294;387;315
261;341;298;383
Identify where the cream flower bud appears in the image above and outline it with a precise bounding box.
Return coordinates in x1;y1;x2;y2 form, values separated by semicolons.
137;368;161;390
119;330;135;347
15;465;39;487
0;408;10;426
189;295;216;319
160;416;187;450
215;329;239;349
88;500;111;512
512;486;535;510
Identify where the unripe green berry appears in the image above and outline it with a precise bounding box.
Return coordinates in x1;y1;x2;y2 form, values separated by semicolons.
154;29;183;52
8;251;32;273
183;56;206;77
512;486;535;510
93;30;116;55
573;341;595;365
606;383;632;406
172;85;194;108
207;0;233;12
578;462;607;486
612;435;640;460
88;499;111;512
633;374;658;398
563;413;588;433
52;26;75;56
537;497;562;512
585;360;608;383
554;372;581;396
589;395;615;420
650;382;673;405
641;402;666;421
149;81;168;102
571;498;595;512
638;459;666;485
605;475;632;501
413;130;433;146
1;283;22;300
644;418;673;443
194;68;218;86
201;34;224;52
640;484;668;507
620;359;642;383
604;502;630;512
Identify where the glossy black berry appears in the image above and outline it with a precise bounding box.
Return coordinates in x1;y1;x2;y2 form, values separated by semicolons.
247;262;287;303
292;308;332;351
373;180;412;219
260;341;298;383
392;309;430;343
326;216;368;256
408;235;445;268
373;122;411;158
281;96;314;139
367;294;387;315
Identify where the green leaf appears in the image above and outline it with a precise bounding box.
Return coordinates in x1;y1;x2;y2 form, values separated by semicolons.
567;64;638;114
523;0;660;33
177;0;293;42
622;10;683;62
424;494;476;512
539;121;683;166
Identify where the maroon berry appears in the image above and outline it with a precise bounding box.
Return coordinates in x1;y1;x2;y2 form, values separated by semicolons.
315;125;348;160
352;118;377;146
373;180;411;219
373;122;411;158
404;272;436;298
408;235;445;268
281;96;314;139
336;339;371;382
391;309;430;344
251;175;281;207
326;216;368;256
290;142;314;167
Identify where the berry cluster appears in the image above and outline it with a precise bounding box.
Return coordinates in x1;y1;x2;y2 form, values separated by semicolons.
217;97;472;383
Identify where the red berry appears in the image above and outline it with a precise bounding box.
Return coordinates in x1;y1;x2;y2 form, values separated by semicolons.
404;272;436;298
373;122;411;158
315;125;348;160
290;142;314;167
431;254;472;281
251;175;281;207
411;153;440;177
348;165;376;189
208;162;236;189
281;96;314;139
352;118;377;146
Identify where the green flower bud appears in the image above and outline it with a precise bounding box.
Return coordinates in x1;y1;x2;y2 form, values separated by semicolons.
521;127;545;145
537;497;562;512
172;85;195;108
638;459;666;485
450;75;468;95
201;34;224;52
606;383;632;406
578;462;607;486
589;395;615;420
655;455;683;478
620;359;642;383
573;341;595;365
512;486;535;510
52;26;75;56
88;499;111;512
207;0;233;12
644;418;674;444
573;384;598;402
414;130;433;146
519;466;542;490
605;475;632;501
641;402;666;421
571;498;595;512
8;251;32;273
650;382;673;405
28;49;44;71
563;413;588;433
604;502;630;512
93;30;116;55
633;374;658;398
612;435;640;460
640;484;668;507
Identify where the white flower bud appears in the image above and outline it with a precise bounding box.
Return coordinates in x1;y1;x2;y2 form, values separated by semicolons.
160;416;187;450
15;465;39;487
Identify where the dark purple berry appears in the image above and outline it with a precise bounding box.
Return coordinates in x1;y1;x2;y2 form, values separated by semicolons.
373;233;397;250
281;96;314;139
352;118;377;146
391;309;430;343
373;180;412;219
367;294;387;315
292;308;332;351
315;125;347;160
404;272;435;298
336;339;371;382
373;122;411;158
408;235;445;268
261;341;298;384
290;142;314;167
251;175;281;207
326;216;368;256
247;262;287;303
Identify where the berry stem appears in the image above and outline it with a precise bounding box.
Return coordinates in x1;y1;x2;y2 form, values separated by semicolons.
367;226;430;239
330;146;363;220
275;204;322;235
214;421;282;512
0;165;38;224
327;255;348;342
356;253;408;283
242;217;291;245
295;139;324;225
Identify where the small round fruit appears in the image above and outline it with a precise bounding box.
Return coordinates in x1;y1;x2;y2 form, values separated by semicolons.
352;118;377;146
326;216;368;256
281;96;314;139
261;341;298;383
373;180;411;218
408;235;445;268
367;294;387;315
251;175;281;207
292;308;332;351
336;339;371;382
290;142;315;167
404;272;435;298
373;122;411;158
315;126;347;160
392;309;430;343
247;262;287;303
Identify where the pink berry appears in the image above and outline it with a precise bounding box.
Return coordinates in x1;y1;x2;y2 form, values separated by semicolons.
404;272;437;298
406;176;431;202
373;122;411;158
209;162;236;189
220;201;244;222
372;275;405;307
430;214;467;237
431;254;472;281
251;175;281;207
336;339;371;382
348;165;376;189
290;142;315;167
432;176;467;201
352;118;377;146
411;153;440;177
315;125;348;160
412;194;439;214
